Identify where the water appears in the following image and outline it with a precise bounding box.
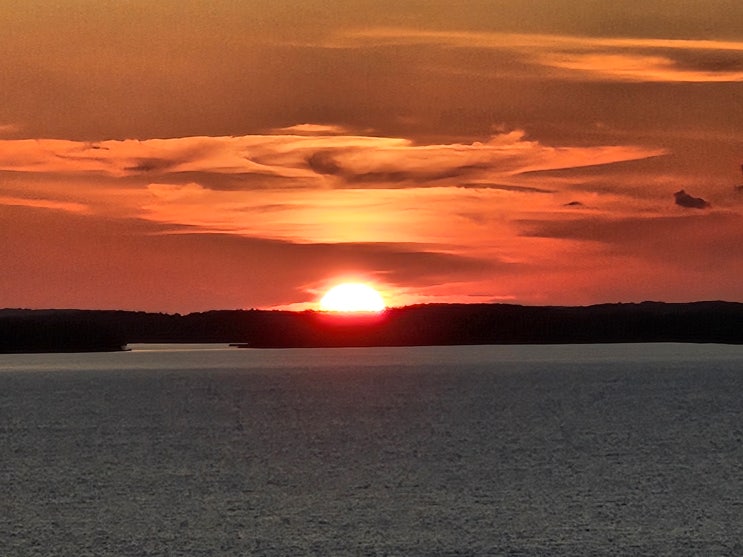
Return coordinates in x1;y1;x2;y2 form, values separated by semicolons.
2;343;743;555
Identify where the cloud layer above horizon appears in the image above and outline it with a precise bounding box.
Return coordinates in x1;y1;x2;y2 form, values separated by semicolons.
1;0;741;311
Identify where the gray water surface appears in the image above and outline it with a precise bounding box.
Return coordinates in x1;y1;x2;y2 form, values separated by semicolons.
2;344;743;555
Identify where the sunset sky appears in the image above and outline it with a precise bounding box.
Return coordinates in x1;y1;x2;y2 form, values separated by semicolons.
1;0;742;312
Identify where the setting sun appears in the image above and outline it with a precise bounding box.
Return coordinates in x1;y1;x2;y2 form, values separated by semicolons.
319;283;386;313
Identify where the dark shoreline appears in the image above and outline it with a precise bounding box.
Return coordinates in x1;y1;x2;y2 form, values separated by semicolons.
1;301;742;353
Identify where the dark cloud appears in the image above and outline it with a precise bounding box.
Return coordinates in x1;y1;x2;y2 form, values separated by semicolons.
459;183;555;193
664;49;743;74
674;189;710;209
307;151;343;176
306;149;490;186
520;214;698;242
351;164;491;185
517;212;743;269
147;171;309;191
121;141;231;175
564;200;584;206
125;158;177;173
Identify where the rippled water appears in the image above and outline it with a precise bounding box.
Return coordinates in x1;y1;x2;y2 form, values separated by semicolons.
2;343;743;555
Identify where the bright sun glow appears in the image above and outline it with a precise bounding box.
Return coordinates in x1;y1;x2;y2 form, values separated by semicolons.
319;283;386;313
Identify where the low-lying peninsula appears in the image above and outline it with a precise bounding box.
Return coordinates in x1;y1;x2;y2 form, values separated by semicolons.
0;311;127;353
1;301;741;352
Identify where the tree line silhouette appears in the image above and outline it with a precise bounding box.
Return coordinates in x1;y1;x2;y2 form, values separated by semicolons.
1;301;741;352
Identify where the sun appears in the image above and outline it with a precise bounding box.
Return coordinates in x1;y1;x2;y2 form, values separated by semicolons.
319;283;386;313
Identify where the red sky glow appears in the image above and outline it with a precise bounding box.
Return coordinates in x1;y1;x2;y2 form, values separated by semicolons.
1;0;741;312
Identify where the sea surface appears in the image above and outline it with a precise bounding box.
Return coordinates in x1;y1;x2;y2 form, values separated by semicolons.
2;343;743;556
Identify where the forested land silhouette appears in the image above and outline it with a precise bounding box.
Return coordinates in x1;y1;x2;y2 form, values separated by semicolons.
1;301;741;352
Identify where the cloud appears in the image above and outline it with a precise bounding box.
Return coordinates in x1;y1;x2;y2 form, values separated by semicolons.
518;212;742;267
540;52;743;82
0;203;498;311
0;195;89;214
306;151;344;176
0;128;673;268
272;123;351;135
0;123;21;136
674;189;710;209
0;131;666;192
301;132;665;189
147;183;208;202
459;183;555;193
511;210;743;305
337;29;743;82
306;148;491;185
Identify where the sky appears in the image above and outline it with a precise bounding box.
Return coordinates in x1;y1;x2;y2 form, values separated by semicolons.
1;0;742;312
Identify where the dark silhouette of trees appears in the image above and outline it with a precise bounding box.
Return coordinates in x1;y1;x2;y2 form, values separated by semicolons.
1;301;741;352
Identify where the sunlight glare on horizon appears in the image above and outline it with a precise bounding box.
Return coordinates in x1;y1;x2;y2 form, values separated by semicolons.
319;283;386;313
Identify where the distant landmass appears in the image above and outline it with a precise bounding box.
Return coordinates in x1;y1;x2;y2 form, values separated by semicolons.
1;301;742;353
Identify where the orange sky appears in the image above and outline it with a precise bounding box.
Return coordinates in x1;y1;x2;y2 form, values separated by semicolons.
1;0;742;312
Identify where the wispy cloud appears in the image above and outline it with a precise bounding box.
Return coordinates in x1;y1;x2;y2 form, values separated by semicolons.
271;123;352;135
0;130;669;248
0;123;21;136
0;131;666;190
4;126;736;308
0;203;498;311
518;211;743;264
336;29;743;82
541;51;743;83
0;195;89;214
